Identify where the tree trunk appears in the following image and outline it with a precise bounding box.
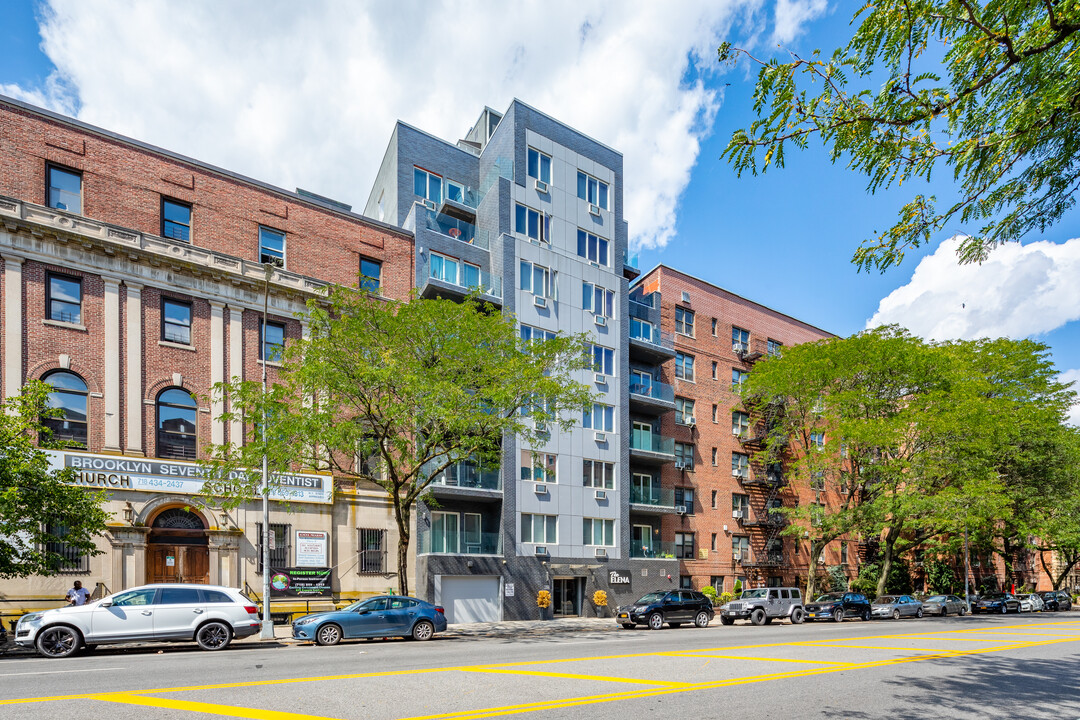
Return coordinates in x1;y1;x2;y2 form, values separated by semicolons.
806;542;821;599
1043;549;1080;591
876;526;899;598
397;534;410;596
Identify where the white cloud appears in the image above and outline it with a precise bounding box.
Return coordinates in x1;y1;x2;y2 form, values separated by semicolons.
867;236;1080;341
1060;369;1080;427
771;0;829;45
4;0;825;252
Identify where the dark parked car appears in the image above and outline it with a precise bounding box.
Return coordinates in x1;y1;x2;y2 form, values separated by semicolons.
1041;591;1073;612
292;595;447;645
616;590;714;630
804;592;872;622
973;592;1020;614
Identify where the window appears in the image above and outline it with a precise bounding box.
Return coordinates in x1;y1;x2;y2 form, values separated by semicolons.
519;260;556;299
260;320;286;362
582;282;615;318
413;166;442;204
446;180;466;204
42;371;88;448
160;587;201;604
675;397;695;425
515;203;547;242
675;307;694;336
46;273;82;324
732;411;750;437
675;352;695;381
47;165;81;213
161;298;192;345
463;513;482;552
527;148;552;184
680;576;693;589
732;326;750;352
583;403;614;432
711;447;718;466
358;528;386;574
520;450;557;483
675;442;694;469
630;317;653;342
360;258;382;293
431;512;459;553
710;575;724;591
840;541;849;564
732;452;750;478
711;490;717;509
583;518;614;546
157;388;197;460
675;488;694;513
732;369;748;392
111;588;158;606
810;431;826;449
576;229;609;265
711;361;718;380
259;226;285;267
590;344;614;375
711;318;718;336
675;532;695;559
582;460;614;489
733;535;750;558
430;253;459;284
256;523;290;572
712;404;718;423
520;324;556;343
161;198;192;242
44;522;88;573
732;494;749;517
576;170;609;210
711;534;718;551
521;513;557;544
767;338;784;358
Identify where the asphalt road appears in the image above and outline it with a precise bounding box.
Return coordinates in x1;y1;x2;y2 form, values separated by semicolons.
2;613;1078;719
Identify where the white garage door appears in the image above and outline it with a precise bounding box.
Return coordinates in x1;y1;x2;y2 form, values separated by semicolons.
438;576;501;624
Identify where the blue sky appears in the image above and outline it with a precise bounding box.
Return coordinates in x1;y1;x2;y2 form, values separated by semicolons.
1;1;1077;420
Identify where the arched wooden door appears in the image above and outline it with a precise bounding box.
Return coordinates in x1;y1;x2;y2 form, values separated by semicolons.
147;507;210;584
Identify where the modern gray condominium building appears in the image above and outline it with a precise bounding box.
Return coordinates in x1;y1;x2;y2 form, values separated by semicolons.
365;101;679;621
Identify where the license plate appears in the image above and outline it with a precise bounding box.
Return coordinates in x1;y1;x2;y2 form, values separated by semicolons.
618;613;628;619
808;613;817;618
727;611;737;616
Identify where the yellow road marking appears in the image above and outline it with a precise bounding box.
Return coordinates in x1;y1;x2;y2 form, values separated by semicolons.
464;667;691;687
93;692;339;719
659;652;844;665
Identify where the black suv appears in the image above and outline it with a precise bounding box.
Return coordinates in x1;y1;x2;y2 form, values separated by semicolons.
804;592;872;622
616;590;715;630
1041;591;1073;612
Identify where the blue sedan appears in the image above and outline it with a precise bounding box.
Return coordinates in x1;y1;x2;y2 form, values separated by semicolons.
292;595;447;645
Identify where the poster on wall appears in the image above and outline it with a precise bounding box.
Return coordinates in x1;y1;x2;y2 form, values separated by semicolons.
269;567;332;597
295;530;329;567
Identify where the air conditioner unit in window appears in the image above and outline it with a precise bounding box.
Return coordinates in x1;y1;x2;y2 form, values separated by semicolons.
732;427;742;436
733;552;742;562
594;315;607;327
588;203;601;216
817;556;826;564
731;469;744;478
594;547;608;558
534;179;549;193
676;505;687;515
421;199;436;211
733;342;747;354
534;483;549;495
594;490;607;501
535;546;548;556
687;418;696;426
594;431;607;443
594;373;607;385
732;509;744;519
533;295;547;308
674;460;686;470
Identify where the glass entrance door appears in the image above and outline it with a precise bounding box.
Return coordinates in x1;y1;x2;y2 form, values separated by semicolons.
553;578;581;616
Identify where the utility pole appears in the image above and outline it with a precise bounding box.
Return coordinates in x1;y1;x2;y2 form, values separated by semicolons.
260;263;274;640
963;526;971;613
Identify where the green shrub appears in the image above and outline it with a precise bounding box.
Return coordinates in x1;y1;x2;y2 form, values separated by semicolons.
719;591;734;604
733;579;743;595
701;586;718;605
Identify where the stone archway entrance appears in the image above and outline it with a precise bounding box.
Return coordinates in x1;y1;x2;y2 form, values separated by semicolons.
146;507;210;584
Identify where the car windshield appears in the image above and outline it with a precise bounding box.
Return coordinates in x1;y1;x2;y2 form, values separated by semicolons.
814;593;844;602
926;595;947;602
982;593;1006;599
740;589;769;599
635;593;666;604
873;596;897;605
341;600;366;612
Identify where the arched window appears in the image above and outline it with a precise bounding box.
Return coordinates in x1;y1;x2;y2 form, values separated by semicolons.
42;370;88;448
157;388;197;460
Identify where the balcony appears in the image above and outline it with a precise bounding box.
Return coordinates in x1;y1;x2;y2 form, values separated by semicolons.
629;325;676;362
425;460;502;501
629;378;676;414
629;486;678;513
630;541;677;559
439;186;479;219
622;248;640;281
407;202;490;250
420;256;502;305
629;430;675;464
737;469;787;489
418;531;502;556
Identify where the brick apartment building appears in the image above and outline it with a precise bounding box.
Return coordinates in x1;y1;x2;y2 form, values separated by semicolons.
0;95;414;610
634;265;852;595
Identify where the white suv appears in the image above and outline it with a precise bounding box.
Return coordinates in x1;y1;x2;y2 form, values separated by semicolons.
15;584;261;658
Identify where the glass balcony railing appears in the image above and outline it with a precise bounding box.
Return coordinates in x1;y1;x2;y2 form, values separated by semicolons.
629;378;675;404
630;431;675;456
418;531;502;555
629;325;675;351
421;257;502;299
623;248;639;271
629;290;657;310
442;186;479;210
417;204;490;250
630;486;675;507
630;541;676;559
424;460;501;490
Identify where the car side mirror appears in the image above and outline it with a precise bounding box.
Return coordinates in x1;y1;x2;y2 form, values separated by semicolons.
358;609;370;615
100;600;112;607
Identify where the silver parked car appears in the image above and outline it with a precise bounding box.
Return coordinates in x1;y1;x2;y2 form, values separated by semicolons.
1017;594;1045;613
921;594;967;616
871;594;923;619
15;584;261;658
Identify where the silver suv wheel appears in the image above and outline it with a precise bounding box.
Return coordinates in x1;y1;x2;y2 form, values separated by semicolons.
196;621;232;651
648;612;664;630
36;625;81;658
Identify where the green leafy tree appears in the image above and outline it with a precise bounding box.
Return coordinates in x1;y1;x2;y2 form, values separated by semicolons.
720;1;1080;272
0;380;110;578
205;288;594;595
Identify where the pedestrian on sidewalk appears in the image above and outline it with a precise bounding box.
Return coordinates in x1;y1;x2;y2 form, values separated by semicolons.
66;580;90;606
